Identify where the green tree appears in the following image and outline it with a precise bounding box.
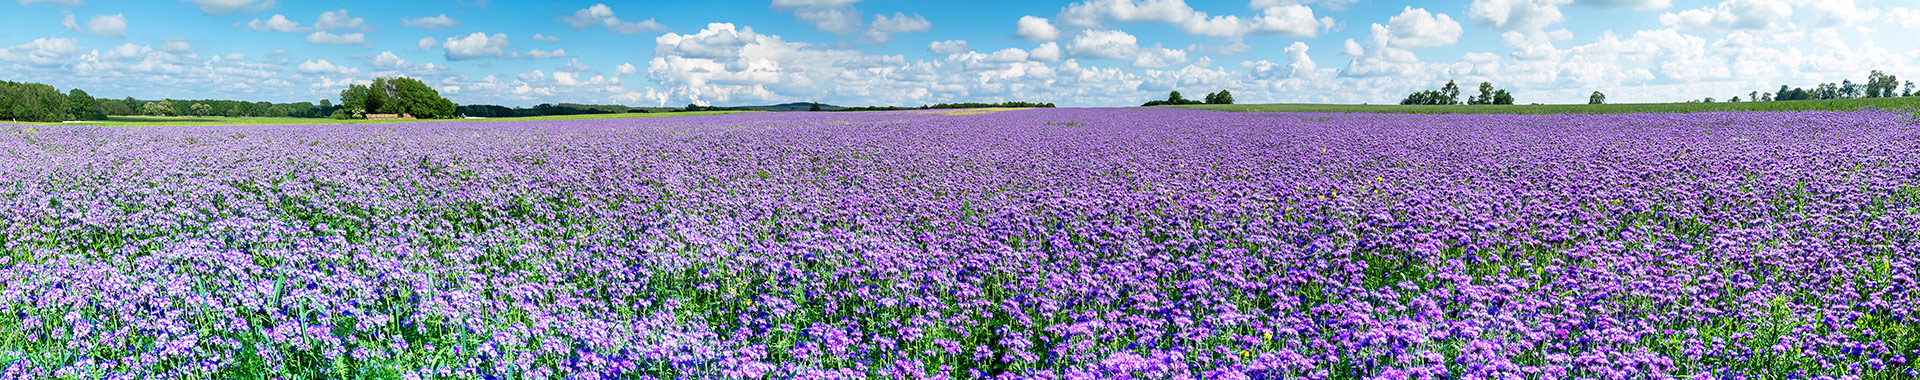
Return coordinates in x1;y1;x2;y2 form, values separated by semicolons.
1214;90;1233;104
191;103;212;116
809;102;822;111
1492;89;1513;105
1440;80;1461;105
67;88;105;120
1589;91;1606;105
1470;82;1494;105
1168;91;1185;103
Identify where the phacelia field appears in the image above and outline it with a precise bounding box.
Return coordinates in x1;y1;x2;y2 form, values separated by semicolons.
2;108;1918;379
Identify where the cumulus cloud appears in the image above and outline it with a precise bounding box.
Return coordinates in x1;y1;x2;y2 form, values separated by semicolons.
184;0;276;15
616;62;637;75
417;37;437;51
0;37;85;66
315;9;364;31
1058;0;1333;38
305;31;365;45
296;59;359;75
533;33;562;42
1066;29;1139;60
444;32;510;60
401;14;459;29
1894;7;1920;29
928;40;968;55
527;48;568;59
1016;16;1060;41
1030;42;1062;61
1659;0;1792;31
78;13;128;38
245;14;304;32
1381;7;1463;48
1131;46;1188;68
561;4;669;34
861;12;931;43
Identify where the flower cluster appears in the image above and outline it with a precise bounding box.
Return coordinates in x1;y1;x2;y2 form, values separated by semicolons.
0;108;1916;379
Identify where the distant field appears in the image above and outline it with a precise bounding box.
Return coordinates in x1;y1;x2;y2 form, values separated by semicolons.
13;111;755;127
1170;96;1920;114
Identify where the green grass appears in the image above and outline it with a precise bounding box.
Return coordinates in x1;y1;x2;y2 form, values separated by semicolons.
13;111;755;127
1168;96;1920;114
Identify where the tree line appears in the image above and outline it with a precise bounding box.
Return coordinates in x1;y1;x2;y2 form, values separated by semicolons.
1402;81;1514;105
1141;90;1233;107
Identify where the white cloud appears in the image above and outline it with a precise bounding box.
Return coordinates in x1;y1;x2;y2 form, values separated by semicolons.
1031;42;1061;61
297;59;359;75
1793;0;1876;28
1469;0;1569;31
1381;7;1463;48
401;14;459;29
0;37;85;66
1894;8;1920;29
792;6;863;35
1341;38;1364;56
770;0;862;7
315;9;364;31
527;48;568;59
861;12;930;43
1576;0;1670;9
161;40;191;52
184;0;276;15
616;62;636;75
21;0;85;5
1132;46;1188;68
928;40;968;55
305;31;365;45
62;14;80;32
246;14;304;32
444;32;510;60
1059;0;1331;38
562;4;668;34
75;16;130;40
533;33;562;42
1659;0;1792;31
417;37;437;51
1250;5;1335;37
1066;29;1139;60
1015;16;1060;41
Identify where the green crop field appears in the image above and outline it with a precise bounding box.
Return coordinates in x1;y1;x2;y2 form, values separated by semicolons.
1168;96;1920;114
15;111;756;127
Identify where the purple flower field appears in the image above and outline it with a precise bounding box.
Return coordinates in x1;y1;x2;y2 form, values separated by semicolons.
2;108;1918;379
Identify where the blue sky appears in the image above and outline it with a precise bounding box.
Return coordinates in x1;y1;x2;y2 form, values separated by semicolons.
2;0;1916;107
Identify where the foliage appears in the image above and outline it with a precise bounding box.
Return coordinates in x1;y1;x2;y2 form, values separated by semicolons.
1468;82;1515;105
1204;90;1235;105
338;77;456;119
66;88;105;121
1141;90;1207;107
1401;80;1463;105
0;80;73;122
1590;91;1607;105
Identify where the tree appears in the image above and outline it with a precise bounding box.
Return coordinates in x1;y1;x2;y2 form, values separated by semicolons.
809;102;822;111
67;88;104;120
1492;89;1513;105
1168;91;1186;103
1841;80;1861;99
1470;82;1495;105
1749;91;1759;102
1589;91;1606;105
1761;92;1772;102
122;97;139;113
1778;85;1792;100
142;100;174;116
1908;81;1916;97
1730;96;1741;103
191;103;212;116
1214;90;1233;104
1203;91;1219;104
1440;80;1461;105
1703;97;1715;103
